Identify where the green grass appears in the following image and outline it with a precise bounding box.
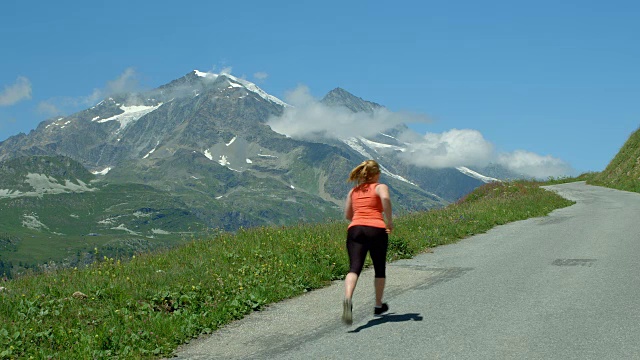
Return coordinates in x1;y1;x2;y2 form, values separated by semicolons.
539;172;599;185
589;127;640;192
0;180;574;359
0;183;206;277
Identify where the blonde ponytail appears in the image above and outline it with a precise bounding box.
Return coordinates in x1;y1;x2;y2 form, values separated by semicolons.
347;160;381;185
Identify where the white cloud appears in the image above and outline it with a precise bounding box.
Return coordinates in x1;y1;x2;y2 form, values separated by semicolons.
36;101;63;116
397;129;574;178
85;67;139;104
497;150;574;179
254;72;269;80
0;76;32;106
267;84;575;179
398;129;495;168
38;68;141;116
267;85;429;140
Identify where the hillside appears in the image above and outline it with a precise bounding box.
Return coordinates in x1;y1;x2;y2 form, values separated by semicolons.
589;127;640;192
0;180;575;359
0;156;206;278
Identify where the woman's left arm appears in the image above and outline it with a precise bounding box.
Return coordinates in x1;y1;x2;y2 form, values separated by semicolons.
376;184;393;232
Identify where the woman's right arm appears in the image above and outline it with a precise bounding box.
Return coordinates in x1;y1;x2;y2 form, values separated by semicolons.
345;189;354;221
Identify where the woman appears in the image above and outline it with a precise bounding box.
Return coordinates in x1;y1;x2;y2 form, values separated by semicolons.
342;160;393;325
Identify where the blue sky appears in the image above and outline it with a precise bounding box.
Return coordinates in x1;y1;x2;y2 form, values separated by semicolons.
1;0;638;176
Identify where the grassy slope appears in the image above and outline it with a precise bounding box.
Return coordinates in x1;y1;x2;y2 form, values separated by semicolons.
0;183;206;276
589;127;640;192
0;181;574;359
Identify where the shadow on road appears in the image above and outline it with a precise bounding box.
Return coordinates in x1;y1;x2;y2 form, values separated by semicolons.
348;313;423;333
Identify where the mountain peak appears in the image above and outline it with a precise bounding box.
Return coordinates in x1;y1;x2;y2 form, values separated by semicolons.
321;87;382;113
193;69;219;79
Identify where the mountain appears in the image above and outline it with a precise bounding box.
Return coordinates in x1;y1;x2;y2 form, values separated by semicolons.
0;70;517;276
318;88;510;200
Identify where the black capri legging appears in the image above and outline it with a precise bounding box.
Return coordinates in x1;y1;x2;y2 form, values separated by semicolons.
346;225;389;278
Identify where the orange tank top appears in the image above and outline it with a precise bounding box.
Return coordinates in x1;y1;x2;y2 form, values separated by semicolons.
348;183;386;229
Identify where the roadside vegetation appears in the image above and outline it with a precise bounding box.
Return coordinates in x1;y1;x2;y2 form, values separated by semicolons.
588;127;640;192
0;180;575;359
539;172;598;185
541;127;640;193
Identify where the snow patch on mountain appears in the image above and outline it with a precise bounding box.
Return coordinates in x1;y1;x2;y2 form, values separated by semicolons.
45;119;74;131
359;137;405;153
341;137;418;187
143;141;160;159
456;166;499;183
193;70;289;107
26;173;95;194
0;173;95;199
380;133;398;140
225;74;289;107
194;70;218;79
218;155;230;166
111;224;140;236
22;213;49;230
342;137;374;159
227;80;243;89
95;103;163;130
0;189;22;198
92;167;112;175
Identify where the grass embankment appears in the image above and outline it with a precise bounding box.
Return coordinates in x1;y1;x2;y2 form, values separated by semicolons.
589;127;640;192
0;181;574;359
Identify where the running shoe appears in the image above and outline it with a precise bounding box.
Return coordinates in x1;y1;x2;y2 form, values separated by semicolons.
342;298;353;325
374;303;389;316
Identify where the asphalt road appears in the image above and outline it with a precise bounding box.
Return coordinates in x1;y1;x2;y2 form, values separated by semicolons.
171;182;640;359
